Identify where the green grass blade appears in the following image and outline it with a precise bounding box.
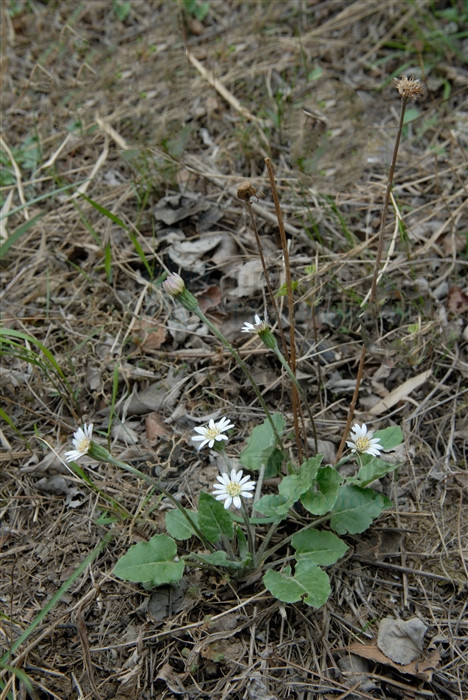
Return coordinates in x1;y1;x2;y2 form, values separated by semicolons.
80;193;128;230
0;211;46;260
0;328;67;381
0;180;87;222
1;531;113;664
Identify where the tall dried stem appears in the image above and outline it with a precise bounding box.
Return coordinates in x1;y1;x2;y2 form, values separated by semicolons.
336;77;424;462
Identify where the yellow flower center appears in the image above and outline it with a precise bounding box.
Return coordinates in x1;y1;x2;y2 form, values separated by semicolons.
355;436;370;452
226;482;242;497
205;427;221;440
77;436;91;452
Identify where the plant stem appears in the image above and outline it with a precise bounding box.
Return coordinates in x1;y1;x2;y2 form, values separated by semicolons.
241;499;256;561
104;453;214;550
265;157;304;461
257;514;330;566
335;96;409;463
242;198;290;361
271;344;318;453
193;307;284;451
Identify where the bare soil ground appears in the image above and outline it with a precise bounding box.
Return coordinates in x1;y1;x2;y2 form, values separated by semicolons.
1;1;467;698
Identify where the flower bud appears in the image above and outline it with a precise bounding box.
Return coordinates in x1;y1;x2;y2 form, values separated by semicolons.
258;327;278;350
162;272;185;296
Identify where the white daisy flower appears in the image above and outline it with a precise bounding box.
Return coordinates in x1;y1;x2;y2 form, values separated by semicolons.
191;417;235;451
241;314;268;334
212;468;256;509
346;423;383;457
65;423;93;462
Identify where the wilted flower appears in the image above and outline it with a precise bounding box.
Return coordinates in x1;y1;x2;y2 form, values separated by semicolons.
191;417;235;451
346;423;383;457
65;423;93;462
241;314;278;350
241;314;268;334
394;76;425;102
237;181;264;202
212;468;256;509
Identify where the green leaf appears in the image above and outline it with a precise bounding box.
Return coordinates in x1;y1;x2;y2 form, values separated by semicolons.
113;0;131;21
350;457;400;487
294;558;331;606
255;494;289;520
300;466;341;515
329;486;390;535
373;425;403;451
191;550;243;570
279;455;323;505
239;413;285;471
264;447;284;478
263;559;330;608
113;534;184;585
198;492;233;543
236;525;248;560
404;106;420;123
165;509;199;540
0;210;46;260
291;529;348;566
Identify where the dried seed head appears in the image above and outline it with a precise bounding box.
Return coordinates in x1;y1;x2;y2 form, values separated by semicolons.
237;181;264;201
394;76;425;102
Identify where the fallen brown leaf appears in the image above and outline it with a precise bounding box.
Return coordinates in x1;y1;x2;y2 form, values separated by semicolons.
196;285;222;313
348;641;440;682
447;285;468;314
145;412;169;443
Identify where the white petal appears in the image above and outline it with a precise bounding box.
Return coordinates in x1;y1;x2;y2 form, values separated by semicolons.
64;450;80;462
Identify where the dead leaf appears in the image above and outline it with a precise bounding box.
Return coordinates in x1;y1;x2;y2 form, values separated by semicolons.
348;640;440;682
123;370;187;414
147;580;188;622
156;662;187;693
454;471;468;488
153;194;208;225
368;369;432;416
336;653;377;693
35;475;84;506
247;673;279;700
145;412;169;443
377;617;427;665
196;285;222;313
227;259;265;298
133;318;167;351
168;233;223;273
447;285;468;314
